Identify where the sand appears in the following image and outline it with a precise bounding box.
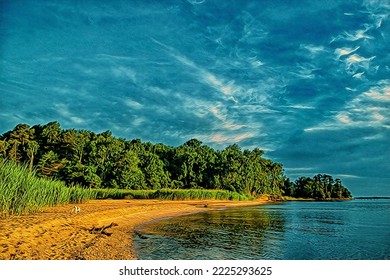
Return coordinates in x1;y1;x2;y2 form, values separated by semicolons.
0;199;269;260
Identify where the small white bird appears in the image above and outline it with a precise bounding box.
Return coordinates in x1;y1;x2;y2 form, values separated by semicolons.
71;206;81;214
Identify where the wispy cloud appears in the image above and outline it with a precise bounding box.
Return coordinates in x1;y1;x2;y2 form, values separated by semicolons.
335;174;362;179
54;103;85;125
334;46;360;59
281;105;315;110
196;131;255;146
204;73;238;98
299;44;327;58
352;72;365;79
292;63;319;80
363;82;390;102
186;0;206;5
343;29;375;41
111;66;137;82
150;37;244;102
305;80;390;132
337;52;376;76
124;99;143;110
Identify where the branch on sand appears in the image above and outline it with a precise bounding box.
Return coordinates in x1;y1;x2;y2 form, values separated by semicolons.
89;222;118;236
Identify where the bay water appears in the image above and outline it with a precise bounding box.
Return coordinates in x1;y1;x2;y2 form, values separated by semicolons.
134;199;390;260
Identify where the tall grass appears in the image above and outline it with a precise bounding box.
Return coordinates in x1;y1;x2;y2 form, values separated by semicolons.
0;160;96;217
93;188;253;201
93;189;155;199
0;160;253;217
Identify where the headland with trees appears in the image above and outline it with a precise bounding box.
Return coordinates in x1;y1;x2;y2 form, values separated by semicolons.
0;122;352;216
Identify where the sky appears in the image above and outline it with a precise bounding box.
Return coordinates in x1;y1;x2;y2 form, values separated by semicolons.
0;0;389;196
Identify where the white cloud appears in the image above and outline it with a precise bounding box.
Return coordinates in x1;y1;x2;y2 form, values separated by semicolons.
209;105;226;121
363;0;390;29
233;132;255;142
334;46;360;59
345;54;376;75
281;105;315;110
96;54;136;62
151;38;240;102
112;66;137;82
146;86;174;97
250;59;264;68
293;64;319;80
54;103;85;125
284;167;314;172
210;134;228;143
352;72;365;79
232;104;277;114
200;131;255;145
305;80;390;132
344;29;375;41
363;83;390;102
332;26;374;43
335;174;362;179
223;122;245;130
204;74;236;96
300;44;327;58
346;54;375;64
186;0;206;5
208;104;245;130
335;48;377;76
125;99;143;110
337;114;352;124
132;117;145;126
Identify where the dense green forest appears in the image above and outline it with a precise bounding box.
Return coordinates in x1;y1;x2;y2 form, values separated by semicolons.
0;122;352;200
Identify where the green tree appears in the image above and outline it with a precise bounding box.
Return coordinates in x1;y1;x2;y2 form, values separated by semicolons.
37;150;67;178
112;150;145;189
292;174;351;199
41;121;62;147
25;140;39;172
64;162;101;188
140;151;170;189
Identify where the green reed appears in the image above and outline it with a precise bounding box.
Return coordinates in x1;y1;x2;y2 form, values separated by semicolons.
92;188;156;199
152;189;253;200
0;160;96;217
93;188;253;201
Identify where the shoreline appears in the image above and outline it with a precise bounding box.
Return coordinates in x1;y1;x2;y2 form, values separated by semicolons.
0;199;269;260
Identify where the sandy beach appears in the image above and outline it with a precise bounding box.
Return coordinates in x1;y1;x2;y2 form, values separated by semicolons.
0;199;268;260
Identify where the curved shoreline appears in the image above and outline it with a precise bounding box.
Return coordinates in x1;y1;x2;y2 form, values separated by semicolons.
0;199;269;260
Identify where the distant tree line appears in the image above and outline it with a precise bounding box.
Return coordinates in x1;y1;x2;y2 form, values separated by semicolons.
0;122;352;199
283;174;352;199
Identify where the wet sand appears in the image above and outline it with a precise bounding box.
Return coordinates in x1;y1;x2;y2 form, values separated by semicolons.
0;199;268;260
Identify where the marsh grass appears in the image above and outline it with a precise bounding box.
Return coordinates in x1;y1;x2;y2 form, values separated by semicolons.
93;188;253;201
93;189;155;199
0;160;253;217
0;160;96;217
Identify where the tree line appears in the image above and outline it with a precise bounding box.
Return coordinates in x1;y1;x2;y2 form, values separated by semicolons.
283;174;352;199
0;122;352;199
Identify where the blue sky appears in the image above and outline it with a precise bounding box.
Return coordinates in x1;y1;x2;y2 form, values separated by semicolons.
1;0;389;196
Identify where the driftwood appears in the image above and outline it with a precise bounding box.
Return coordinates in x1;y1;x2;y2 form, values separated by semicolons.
89;222;118;236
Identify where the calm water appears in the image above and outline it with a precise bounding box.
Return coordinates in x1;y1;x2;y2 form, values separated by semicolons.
134;200;390;260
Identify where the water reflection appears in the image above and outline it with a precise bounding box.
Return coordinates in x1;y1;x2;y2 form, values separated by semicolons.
135;206;286;260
